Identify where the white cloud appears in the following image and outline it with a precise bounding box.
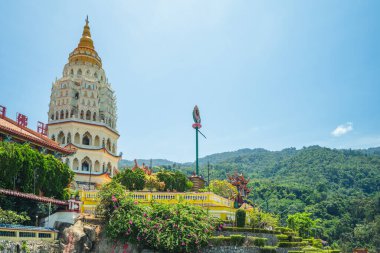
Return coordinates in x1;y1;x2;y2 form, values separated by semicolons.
331;122;353;137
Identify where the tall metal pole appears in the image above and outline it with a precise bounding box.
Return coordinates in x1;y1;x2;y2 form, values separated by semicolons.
196;127;199;175
207;161;210;186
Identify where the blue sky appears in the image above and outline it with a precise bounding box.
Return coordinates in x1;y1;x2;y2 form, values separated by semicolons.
0;1;379;162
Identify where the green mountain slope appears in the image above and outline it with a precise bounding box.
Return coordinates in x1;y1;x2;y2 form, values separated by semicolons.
121;146;380;250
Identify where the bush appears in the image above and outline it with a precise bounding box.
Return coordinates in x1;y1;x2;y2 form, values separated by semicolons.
276;234;289;241
278;241;309;248
288;251;304;253
209;235;245;246
260;246;277;253
223;226;252;232
236;209;246;227
253;228;281;234
209;236;231;246
302;246;321;252
230;234;245;246
247;236;267;247
291;236;303;242
100;182;220;253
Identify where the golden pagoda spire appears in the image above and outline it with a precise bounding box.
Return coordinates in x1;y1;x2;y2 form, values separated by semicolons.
68;16;102;67
78;15;94;49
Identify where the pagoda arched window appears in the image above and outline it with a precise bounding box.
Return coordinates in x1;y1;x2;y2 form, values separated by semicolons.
106;138;111;151
65;110;69;118
50;114;54;120
94;160;100;172
94;135;100;146
86;110;91;120
77;69;82;76
73;158;79;170
74;133;80;144
51;134;56;141
93;112;96;121
57;131;65;145
55;112;59;120
82;132;92;145
60;110;64;119
67;132;71;144
80;110;84;119
81;157;92;172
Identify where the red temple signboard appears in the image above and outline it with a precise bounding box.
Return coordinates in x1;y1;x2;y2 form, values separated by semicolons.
37;121;48;136
0;105;6;118
16;113;28;127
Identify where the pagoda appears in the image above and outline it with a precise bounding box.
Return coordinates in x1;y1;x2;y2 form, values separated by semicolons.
47;17;121;189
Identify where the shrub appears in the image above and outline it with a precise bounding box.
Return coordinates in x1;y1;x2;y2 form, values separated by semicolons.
236;209;246;227
230;234;245;246
291;236;303;242
302;246;321;252
101;183;220;253
247;236;267;247
223;226;252;232
209;236;231;246
288;251;304;253
276;234;289;241
278;241;309;248
260;246;277;253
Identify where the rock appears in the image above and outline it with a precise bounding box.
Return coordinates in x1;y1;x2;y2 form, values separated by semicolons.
61;219;97;253
84;225;97;242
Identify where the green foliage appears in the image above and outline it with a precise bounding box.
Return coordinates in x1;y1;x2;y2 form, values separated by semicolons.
156;170;192;192
278;241;309;247
260;246;277;253
208;180;238;199
208;236;232;246
0;142;74;199
230;234;245;246
99;181;219;253
247;236;267;247
0;208;30;224
276;234;289;241
249;208;279;229
236;209;246;227
115;168;145;191
287;212;320;238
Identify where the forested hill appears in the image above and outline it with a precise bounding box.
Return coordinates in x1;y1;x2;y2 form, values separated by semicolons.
199;146;380;250
120;146;380;249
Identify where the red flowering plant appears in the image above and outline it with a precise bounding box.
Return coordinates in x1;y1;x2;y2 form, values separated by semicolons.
99;181;221;252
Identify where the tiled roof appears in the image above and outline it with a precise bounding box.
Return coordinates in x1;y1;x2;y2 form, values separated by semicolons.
0;116;75;155
0;223;57;232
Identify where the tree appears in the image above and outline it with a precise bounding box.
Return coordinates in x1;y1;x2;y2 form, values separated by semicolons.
0;208;30;224
116;168;146;191
287;212;320;238
0;142;74;199
209;180;238;199
249;208;279;229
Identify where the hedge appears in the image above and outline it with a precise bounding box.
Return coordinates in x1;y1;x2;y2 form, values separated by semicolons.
247;236;268;247
291;236;303;242
209;236;232;246
260;246;277;253
223;227;252;232
276;234;289;241
209;235;245;246
223;227;281;234
236;209;246;227
288;251;304;253
278;241;309;248
230;234;245;246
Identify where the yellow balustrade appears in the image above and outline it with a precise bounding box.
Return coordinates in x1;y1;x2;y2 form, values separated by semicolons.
79;190;236;220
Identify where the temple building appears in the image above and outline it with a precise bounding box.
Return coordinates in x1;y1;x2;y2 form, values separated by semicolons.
47;17;121;189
